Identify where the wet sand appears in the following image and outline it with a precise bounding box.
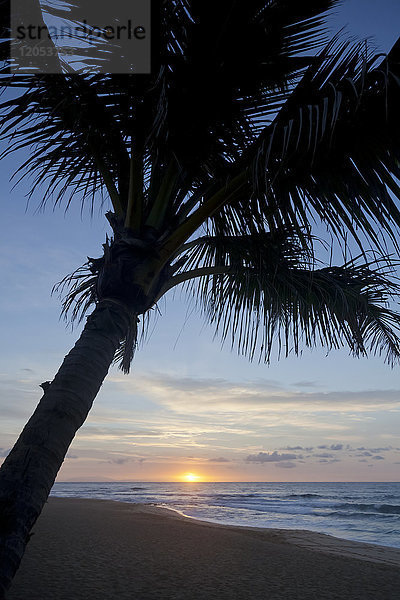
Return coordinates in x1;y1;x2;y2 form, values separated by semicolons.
7;497;400;599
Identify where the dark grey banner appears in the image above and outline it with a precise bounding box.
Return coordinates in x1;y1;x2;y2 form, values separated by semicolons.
10;0;151;73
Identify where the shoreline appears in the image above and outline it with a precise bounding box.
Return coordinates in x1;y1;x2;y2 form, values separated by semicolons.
144;502;400;561
8;497;400;599
51;480;400;551
52;492;400;552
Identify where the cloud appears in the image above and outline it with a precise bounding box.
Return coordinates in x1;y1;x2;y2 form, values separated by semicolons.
66;453;78;459
103;452;147;465
0;448;10;458
274;461;297;469
77;425;163;440
316;444;343;451
208;457;230;463
277;443;396;465
107;457;132;465
353;447;393;458
110;372;400;416
245;451;298;463
269;444;400;469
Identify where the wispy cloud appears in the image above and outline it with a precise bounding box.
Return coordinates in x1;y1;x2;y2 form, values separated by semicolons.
109;372;400;416
291;381;319;388
4;366;397;481
107;456;133;465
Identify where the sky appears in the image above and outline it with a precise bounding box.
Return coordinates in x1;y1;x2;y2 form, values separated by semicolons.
1;1;400;483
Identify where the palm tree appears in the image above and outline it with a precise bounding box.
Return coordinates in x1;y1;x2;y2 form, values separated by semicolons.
1;0;400;594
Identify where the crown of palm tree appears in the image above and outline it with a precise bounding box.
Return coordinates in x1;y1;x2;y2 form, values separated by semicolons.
2;0;400;371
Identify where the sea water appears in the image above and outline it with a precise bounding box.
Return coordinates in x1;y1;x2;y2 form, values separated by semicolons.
50;481;400;548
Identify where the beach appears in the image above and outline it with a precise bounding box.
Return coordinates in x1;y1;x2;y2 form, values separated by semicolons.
7;498;400;600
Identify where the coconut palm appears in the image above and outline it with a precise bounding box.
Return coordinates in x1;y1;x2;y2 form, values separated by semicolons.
1;0;400;594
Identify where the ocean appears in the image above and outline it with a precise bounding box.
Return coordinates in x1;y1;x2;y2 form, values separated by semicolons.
50;481;400;549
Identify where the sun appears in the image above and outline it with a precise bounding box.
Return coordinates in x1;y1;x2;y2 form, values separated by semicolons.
182;472;201;482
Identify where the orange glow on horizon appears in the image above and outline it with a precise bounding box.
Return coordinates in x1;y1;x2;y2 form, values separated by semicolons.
181;472;202;482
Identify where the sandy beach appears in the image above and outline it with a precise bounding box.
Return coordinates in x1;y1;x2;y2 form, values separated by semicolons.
7;497;400;599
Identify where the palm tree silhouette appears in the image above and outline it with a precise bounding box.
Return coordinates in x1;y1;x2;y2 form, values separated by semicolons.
1;0;400;594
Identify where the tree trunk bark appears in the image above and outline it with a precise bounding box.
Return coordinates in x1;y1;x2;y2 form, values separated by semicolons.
0;300;131;598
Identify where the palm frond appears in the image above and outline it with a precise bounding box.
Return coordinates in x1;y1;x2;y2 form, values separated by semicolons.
161;36;400;259
54;260;141;374
171;233;400;365
0;75;131;214
52;232;166;374
53;262;97;324
244;36;400;252
146;0;343;183
0;1;341;218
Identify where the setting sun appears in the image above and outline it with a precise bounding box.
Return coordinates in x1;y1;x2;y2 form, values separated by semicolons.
182;472;202;482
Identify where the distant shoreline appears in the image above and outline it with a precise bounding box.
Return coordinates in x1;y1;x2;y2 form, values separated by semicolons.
56;480;400;483
8;497;400;600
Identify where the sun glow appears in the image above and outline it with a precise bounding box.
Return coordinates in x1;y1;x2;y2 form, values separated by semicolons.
182;472;202;482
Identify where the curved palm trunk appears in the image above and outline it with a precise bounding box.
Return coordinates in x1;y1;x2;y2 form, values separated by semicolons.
0;300;131;598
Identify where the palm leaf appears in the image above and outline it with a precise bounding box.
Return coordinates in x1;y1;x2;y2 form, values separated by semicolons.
242;36;400;252
168;232;400;365
0;1;341;218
